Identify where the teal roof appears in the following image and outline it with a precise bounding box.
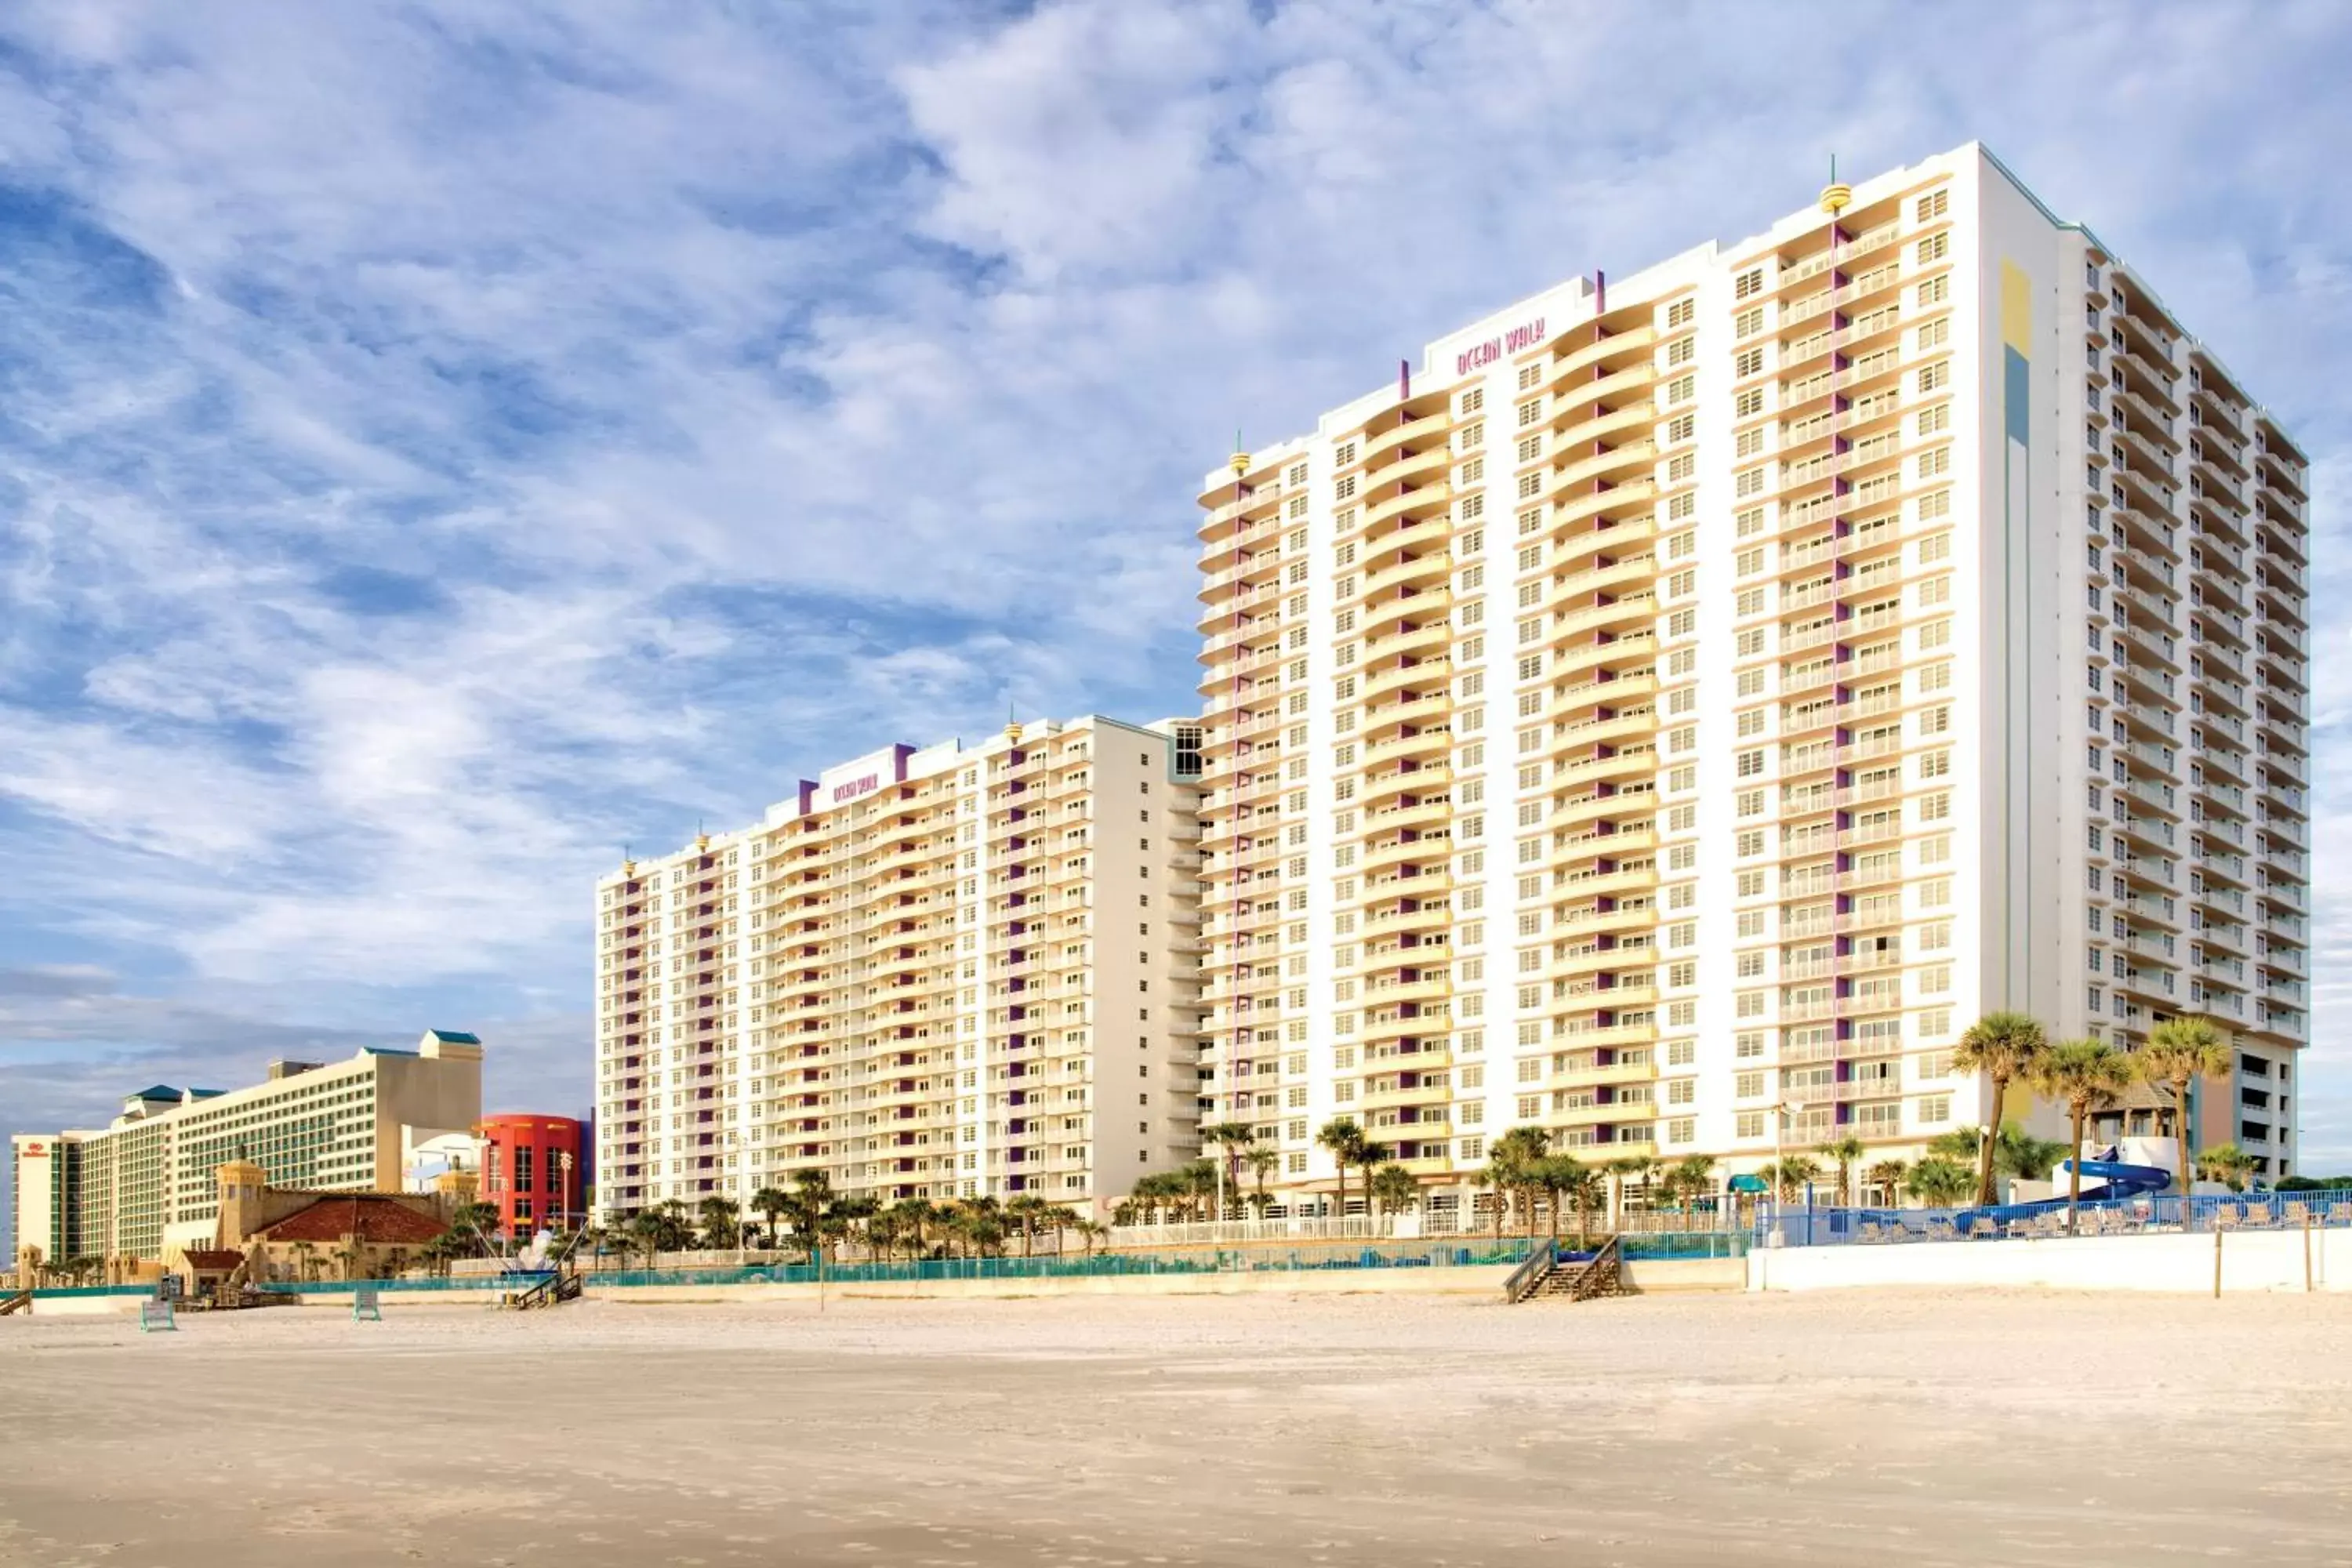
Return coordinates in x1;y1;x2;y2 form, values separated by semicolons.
427;1029;482;1044
360;1047;420;1058
129;1085;180;1101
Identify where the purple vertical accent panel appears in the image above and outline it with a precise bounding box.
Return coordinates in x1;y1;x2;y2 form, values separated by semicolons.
1595;269;1606;314
1399;358;1411;401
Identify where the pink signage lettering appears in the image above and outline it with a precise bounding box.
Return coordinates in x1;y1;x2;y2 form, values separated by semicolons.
830;773;880;804
1455;316;1545;376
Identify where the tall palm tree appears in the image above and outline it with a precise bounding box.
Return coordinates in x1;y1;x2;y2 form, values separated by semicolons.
1951;1011;2050;1206
697;1196;742;1250
2195;1142;2258;1193
750;1186;790;1252
1543;1158;1604;1244
1316;1116;1370;1221
1602;1155;1654;1229
1005;1195;1051;1257
289;1240;319;1283
1761;1155;1820;1202
1244;1145;1279;1217
2033;1037;2140;1231
1815;1135;1867;1209
1865;1158;1910;1208
1072;1218;1109;1258
1201;1122;1255;1221
1662;1153;1716;1232
1356;1143;1394;1224
1488;1126;1552;1236
2139;1016;2233;1201
1368;1163;1419;1219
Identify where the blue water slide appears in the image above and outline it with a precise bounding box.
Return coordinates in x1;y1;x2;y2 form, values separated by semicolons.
2053;1149;2170;1200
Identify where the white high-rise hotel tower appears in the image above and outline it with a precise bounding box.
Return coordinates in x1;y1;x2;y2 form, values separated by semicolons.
1194;143;2310;1216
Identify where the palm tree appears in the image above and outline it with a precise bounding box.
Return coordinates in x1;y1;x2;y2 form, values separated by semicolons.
1904;1156;1975;1207
782;1171;835;1261
624;1209;667;1269
1951;1011;2049;1206
1815;1136;1867;1209
750;1186;790;1252
1544;1158;1604;1244
1369;1162;1419;1219
1993;1123;2067;1182
289;1240;320;1283
1666;1153;1717;1231
1042;1204;1083;1254
697;1196;742;1250
2033;1037;2140;1230
1602;1154;1654;1229
1356;1143;1394;1225
2139;1017;2234;1202
1488;1126;1552;1235
2195;1142;2258;1194
451;1200;503;1256
1760;1155;1821;1202
1244;1145;1279;1217
1316;1116;1371;1221
336;1236;367;1282
1005;1195;1051;1257
1865;1158;1910;1208
1201;1122;1254;1221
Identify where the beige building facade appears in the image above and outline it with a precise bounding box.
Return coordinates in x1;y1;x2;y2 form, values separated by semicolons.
593;715;1207;1221
9;1031;485;1269
1194;143;2309;1217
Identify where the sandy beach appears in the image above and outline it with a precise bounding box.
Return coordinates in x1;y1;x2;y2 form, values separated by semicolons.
3;1289;2347;1566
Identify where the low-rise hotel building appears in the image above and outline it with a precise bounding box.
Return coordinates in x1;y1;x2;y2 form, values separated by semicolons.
9;1031;485;1270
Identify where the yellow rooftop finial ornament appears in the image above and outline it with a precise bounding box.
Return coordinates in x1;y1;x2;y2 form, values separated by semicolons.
1819;153;1852;218
1004;698;1023;746
1229;427;1249;480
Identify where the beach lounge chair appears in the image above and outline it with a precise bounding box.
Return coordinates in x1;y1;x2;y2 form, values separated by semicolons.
2285;1202;2314;1229
2244;1201;2274;1229
1924;1218;1960;1243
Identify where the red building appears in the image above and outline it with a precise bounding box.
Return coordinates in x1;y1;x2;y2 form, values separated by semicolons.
476;1115;586;1236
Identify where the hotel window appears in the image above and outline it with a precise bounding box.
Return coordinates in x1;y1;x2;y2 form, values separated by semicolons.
1667;336;1696;366
1733;267;1765;300
1517;398;1544;428
1458;420;1484;450
1667;297;1696;328
1734;347;1764;379
1458;389;1482;416
1736;1112;1765;1139
1916;232;1949;264
1735;387;1764;417
1517;364;1542;391
1915;187;1948;223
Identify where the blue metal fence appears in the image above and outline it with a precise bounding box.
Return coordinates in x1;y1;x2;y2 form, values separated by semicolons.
1751;1189;2352;1248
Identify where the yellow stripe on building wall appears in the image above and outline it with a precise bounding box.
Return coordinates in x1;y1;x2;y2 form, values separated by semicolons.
2001;260;2031;352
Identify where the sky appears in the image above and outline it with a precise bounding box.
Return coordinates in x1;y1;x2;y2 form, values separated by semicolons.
2;0;2347;1236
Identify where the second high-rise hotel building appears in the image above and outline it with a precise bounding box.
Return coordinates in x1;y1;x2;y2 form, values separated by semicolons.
1195;143;2310;1210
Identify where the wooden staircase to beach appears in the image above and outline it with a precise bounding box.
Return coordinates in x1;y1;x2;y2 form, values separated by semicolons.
0;1289;31;1316
1505;1236;1628;1304
506;1272;583;1310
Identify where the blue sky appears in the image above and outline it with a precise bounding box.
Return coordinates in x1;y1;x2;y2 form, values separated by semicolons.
3;1;2347;1231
